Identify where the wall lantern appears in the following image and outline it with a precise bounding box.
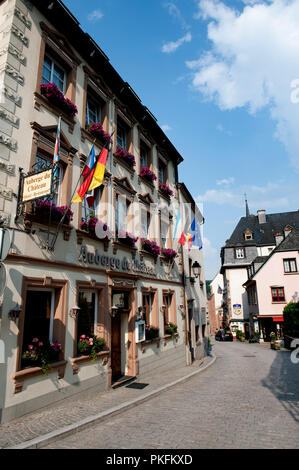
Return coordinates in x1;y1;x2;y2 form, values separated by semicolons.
192;261;201;279
160;305;166;314
136;306;144;321
69;305;81;319
8;304;22;322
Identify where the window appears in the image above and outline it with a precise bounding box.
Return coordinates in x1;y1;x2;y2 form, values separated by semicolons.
140;141;150;168
77;291;98;348
163;294;172;325
247;286;257;305
85;94;101;126
143;294;153;325
117;117;128;149
235;248;245;259
284;258;297;273
245;230;253;240
158;159;167;184
116;194;131;234
42;55;66;93
141;208;151;239
21;289;55;368
271;287;285;302
82;186;104;221
160;213;169;248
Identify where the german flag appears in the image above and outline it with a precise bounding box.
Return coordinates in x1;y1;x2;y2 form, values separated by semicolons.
73;147;108;203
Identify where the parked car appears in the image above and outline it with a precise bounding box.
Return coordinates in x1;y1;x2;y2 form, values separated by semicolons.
215;329;225;341
224;331;234;342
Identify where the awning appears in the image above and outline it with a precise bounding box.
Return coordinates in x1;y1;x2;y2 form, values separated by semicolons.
273;316;284;322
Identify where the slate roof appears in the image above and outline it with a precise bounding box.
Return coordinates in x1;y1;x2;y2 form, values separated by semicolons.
225;211;299;247
275;227;299;251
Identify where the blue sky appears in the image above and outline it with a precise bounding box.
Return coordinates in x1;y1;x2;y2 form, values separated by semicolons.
63;0;299;279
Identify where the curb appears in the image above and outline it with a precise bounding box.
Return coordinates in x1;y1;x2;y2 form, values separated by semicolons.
8;353;217;449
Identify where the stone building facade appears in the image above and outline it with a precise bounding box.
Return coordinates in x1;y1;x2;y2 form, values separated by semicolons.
0;0;208;423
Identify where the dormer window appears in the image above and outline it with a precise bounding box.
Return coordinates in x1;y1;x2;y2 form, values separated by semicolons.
235;247;245;259
244;230;253;241
284;225;293;238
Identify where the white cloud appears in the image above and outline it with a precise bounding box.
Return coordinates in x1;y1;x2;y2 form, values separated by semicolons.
88;9;104;22
216;177;235;186
162;32;192;53
161;124;172;132
216;123;232;136
188;0;299;168
164;2;190;30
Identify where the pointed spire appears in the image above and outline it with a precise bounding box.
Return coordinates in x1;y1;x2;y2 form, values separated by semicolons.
245;193;250;218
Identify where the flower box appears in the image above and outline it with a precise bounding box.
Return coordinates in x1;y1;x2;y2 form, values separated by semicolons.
141;239;161;257
33;200;73;225
80;218;110;238
115;147;136;166
117;230;138;247
164;322;178;338
40;83;78;118
159;183;173;198
77;335;106;362
145;325;160;341
87;122;112;144
162;248;177;261
22;338;62;375
140;166;157;183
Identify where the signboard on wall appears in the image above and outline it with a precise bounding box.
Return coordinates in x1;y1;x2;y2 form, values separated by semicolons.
22;170;52;203
233;304;242;316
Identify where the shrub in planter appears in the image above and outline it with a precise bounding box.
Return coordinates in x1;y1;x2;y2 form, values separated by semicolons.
164;322;178;338
87;122;112;143
22;338;62;375
115;147;136;166
236;330;245;342
141;239;161;256
140;166;157;183
78;335;106;362
283;302;299;341
145;325;160;341
159;183;173;198
40;83;78;118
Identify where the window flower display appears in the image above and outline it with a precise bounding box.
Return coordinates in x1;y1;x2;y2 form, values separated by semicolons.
34;200;73;224
164;322;178;338
77;335;106;362
22;338;62;375
80;217;109;238
145;325;160;341
141;239;161;256
140;166;157;183
162;248;177;261
115;146;136;166
117;230;138;247
87;122;112;143
159;183;173;198
40;83;78;118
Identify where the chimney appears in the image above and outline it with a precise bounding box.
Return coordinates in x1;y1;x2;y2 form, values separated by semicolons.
257;210;266;224
275;233;284;246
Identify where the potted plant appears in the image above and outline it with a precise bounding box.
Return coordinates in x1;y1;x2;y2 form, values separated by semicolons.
162;248;177;261
22;338;62;375
87;122;112;143
236;330;245;342
145;325;160;341
159;183;173;198
115;147;136;166
140;166;157;183
141;239;161;256
34;200;73;225
40;83;78;118
78;335;106;362
164;322;178;339
80;217;109;238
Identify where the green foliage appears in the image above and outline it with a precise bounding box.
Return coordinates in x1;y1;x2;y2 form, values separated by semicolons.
164;322;178;339
236;330;245;341
283;302;299;338
78;335;105;362
145;325;160;341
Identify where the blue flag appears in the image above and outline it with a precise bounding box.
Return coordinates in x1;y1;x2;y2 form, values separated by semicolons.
189;217;203;250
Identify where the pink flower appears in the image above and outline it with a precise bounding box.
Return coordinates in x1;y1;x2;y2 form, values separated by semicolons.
32;338;39;343
39;342;43;347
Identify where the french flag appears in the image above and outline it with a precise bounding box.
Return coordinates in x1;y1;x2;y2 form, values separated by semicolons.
83;145;96;207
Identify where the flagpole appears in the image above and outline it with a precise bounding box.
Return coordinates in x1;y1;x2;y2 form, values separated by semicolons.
49;132;114;251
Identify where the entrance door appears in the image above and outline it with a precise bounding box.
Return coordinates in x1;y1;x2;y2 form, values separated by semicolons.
111;315;122;380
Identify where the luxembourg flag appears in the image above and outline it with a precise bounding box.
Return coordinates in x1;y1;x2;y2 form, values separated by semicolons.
53;116;61;176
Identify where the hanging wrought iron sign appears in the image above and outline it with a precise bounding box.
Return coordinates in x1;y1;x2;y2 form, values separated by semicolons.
22;169;52;203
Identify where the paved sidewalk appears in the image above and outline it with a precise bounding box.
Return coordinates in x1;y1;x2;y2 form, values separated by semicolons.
0;353;216;449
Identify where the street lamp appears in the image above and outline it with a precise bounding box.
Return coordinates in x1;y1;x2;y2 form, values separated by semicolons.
192;261;201;279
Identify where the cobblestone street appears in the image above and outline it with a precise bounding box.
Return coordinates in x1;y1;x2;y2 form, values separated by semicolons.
44;341;299;449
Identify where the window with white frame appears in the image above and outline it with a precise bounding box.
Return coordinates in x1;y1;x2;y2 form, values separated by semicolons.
42;55;66;93
116;194;130;234
143;293;154;326
271;287;285;302
141;207;151;239
117;117;128;149
283;258;297;273
85;94;101;127
235;247;245;259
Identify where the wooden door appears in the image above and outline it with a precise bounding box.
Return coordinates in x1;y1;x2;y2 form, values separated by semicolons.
111;315;122;380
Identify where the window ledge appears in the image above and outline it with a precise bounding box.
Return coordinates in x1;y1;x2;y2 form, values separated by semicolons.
112;240;137;259
163;333;179;346
76;229;110;251
80;127;108;148
139;249;158;264
71;351;109;375
113;154;135;179
284;272;298;275
272;301;287;304
138;174;155;193
34;92;76;134
13;360;67;394
158;190;171;203
140;337;161;353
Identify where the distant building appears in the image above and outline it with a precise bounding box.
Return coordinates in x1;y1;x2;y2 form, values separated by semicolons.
207;272;223;336
243;228;299;341
220;202;299;338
